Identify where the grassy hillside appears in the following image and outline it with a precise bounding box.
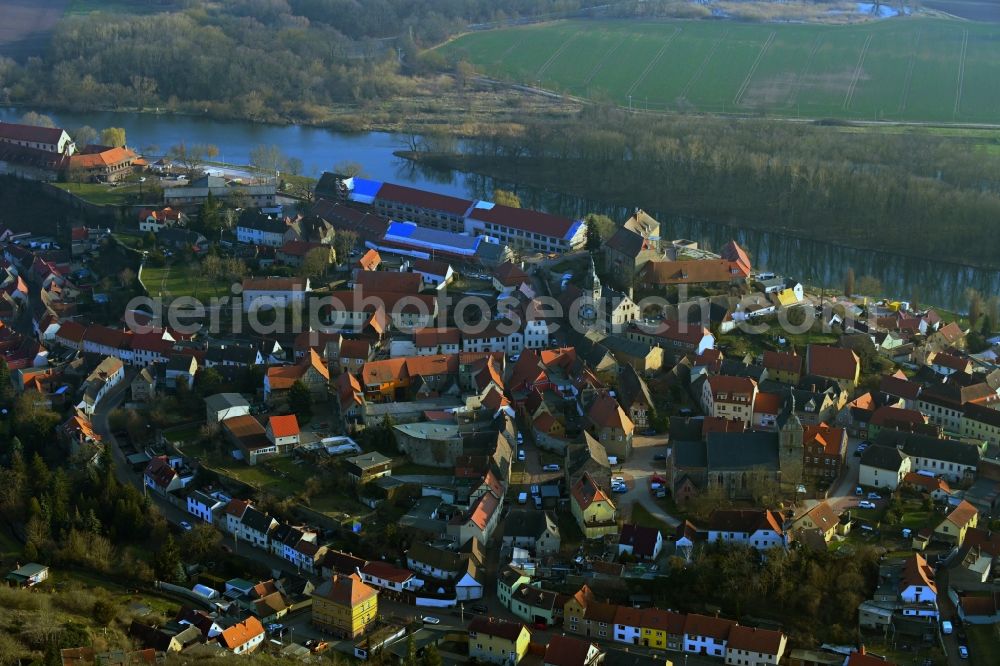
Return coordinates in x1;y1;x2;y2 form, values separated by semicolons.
437;17;1000;124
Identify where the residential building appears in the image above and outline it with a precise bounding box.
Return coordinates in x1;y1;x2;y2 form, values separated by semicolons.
683;613;736;657
187;490;225;524
638;259;750;288
805;345;860;391
224;500;277;549
571;473;618;539
165;355;198;390
138;206;188;233
899;554;937;606
705;509;787;550
617;524;663;560
217;616;265;654
934;500;979;546
802;423;847;481
859;444;912;490
791;501;840;543
311;573;378;639
241;277;311;312
587;393;635;460
544;635;603;666
264;349;330;402
762;350;801;385
701;376;758;424
468;618;531;665
502;510;561;556
5;562;49;587
222;414;275;465
345;452;393;484
876;430;982;484
917;381;997;433
130;368;156;402
724;626;787;666
359;561;416;593
961;401;1000;447
76;356;124;415
638;608;685;651
265;414;300;451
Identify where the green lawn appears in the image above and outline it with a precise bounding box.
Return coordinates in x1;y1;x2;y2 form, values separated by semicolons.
437;17;1000;124
141;261;234;301
629;503;674;532
53;181;144;205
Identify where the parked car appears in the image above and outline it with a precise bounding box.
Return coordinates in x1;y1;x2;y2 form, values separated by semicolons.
422;616;441;625
855;486;864;496
305;640;329;653
530;484;540;496
858;500;876;509
179;521;193;531
518;449;526;461
867;492;882;500
266;623;284;634
612;476;625;484
958;646;968;659
542;464;560;472
941;620;953;635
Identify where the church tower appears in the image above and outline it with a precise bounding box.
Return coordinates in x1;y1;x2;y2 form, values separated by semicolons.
778;392;804;474
585;254;602;303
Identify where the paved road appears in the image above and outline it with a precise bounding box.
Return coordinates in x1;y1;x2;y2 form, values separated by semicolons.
90;375;305;579
620;434;678;527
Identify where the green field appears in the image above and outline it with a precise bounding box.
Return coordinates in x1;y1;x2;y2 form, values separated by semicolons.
141;261;232;301
438;17;1000;123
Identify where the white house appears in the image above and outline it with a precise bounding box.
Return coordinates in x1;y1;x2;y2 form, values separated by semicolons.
359;561;417;592
187;490;225;523
218;617;265;654
265;414;300;452
462;321;524;356
455;562;484;601
223;500;277;550
724;626;787;666
705;509;787;551
899;554;938;606
683;613;735;657
236;211;287;247
76;356;125;415
859;444;912;490
241;277;311;313
617;524;663;560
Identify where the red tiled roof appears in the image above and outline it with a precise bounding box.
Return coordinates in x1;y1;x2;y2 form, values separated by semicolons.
414;327;460;347
753;391;783;415
945;500;979;529
339;338;370;360
900;553;936;595
870;406;926;428
319;573;378;607
242;277;308;292
357;248;381;271
707;375;757;397
846;650;897;666
707;509;783;536
640;259;748;285
763;350;800;374
68;146;137;170
355;270;422;294
880;374;922;400
469;204;576;238
468;491;500;530
218;616;264;650
683;613;736;641
727;626;784;656
543;635;596;666
0;121;66;145
618;523;661;557
278;240;324;257
572;472;612;511
493;262;531;286
468;617;527;642
588;393;635;435
361;560;414;583
807;344;859;381
268;414;299;438
56;320;86;343
376;182;473;216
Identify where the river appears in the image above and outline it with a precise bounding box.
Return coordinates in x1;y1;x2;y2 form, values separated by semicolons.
2;107;995;311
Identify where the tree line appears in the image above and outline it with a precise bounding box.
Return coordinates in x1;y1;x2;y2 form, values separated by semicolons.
0;0;603;123
443;107;1000;268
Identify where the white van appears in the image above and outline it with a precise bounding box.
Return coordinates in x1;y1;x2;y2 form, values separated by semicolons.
518;492;528;504
942;620;953;635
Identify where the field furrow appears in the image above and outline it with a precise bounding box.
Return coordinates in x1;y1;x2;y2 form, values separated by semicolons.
438;17;1000;123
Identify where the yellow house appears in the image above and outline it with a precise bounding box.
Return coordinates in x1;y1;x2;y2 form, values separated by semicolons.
934;500;979;546
571;472;618;539
806;345;860;392
311;573;378;638
762;351;801;386
469;617;531;664
791;501;840;543
638;608;685;650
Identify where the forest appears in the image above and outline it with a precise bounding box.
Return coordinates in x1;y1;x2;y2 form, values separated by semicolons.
0;0;602;122
412;107;1000;268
